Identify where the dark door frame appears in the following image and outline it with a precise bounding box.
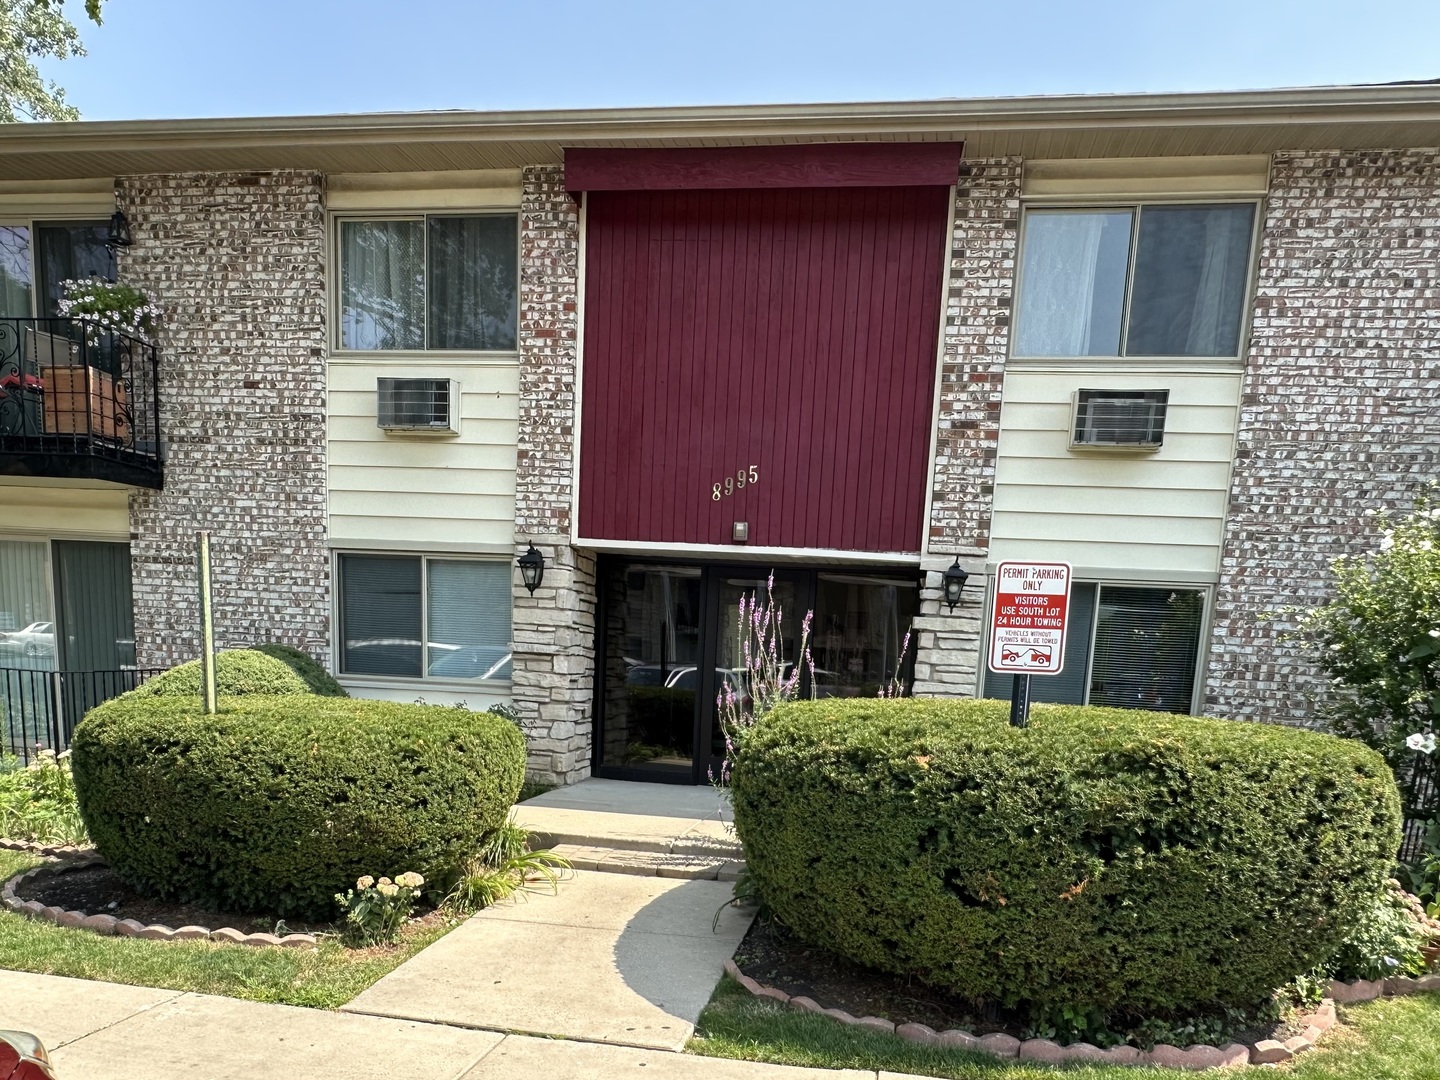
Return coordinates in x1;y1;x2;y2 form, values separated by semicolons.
590;555;921;785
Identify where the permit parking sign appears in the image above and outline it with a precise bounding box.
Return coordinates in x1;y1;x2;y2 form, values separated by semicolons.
988;561;1072;675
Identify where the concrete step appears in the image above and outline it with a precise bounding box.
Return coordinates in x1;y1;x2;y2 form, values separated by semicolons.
527;827;743;859
552;843;746;882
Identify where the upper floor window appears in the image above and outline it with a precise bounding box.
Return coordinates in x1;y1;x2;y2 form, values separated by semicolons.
338;214;518;352
0;221;115;319
1013;203;1255;359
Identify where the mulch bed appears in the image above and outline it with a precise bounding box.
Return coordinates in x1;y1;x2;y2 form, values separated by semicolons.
16;862;338;937
731;916;1303;1047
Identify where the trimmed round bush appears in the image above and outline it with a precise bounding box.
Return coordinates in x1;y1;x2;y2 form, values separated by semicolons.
128;649;310;698
731;699;1401;1016
71;695;525;918
251;642;349;697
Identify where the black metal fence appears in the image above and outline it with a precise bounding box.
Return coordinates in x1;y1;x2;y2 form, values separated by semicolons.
1;667;162;763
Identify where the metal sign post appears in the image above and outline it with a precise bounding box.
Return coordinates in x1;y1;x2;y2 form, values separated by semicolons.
197;531;217;715
987;561;1073;728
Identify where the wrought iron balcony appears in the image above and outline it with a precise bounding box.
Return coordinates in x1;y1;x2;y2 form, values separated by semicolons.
0;317;162;489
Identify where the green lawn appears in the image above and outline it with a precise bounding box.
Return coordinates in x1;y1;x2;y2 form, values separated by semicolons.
690;975;1440;1080
0;851;453;1009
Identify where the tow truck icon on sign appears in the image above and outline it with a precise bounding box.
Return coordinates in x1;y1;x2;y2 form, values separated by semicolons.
1001;645;1053;668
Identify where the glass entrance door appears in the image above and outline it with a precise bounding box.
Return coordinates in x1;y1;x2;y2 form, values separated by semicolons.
595;559;920;784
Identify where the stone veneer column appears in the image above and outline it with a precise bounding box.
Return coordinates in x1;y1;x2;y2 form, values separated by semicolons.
912;158;1022;697
1206;150;1440;725
511;165;596;784
118;172;329;669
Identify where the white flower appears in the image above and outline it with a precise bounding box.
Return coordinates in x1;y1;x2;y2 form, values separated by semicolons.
356;875;374;890
395;871;424;889
1407;732;1437;754
1429;629;1440;638
1378;533;1395;552
376;882;399;898
1429;508;1440;519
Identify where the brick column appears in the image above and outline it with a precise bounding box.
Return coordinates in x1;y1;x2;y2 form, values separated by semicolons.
912;158;1021;696
118;172;329;669
1206;150;1440;725
511;165;596;784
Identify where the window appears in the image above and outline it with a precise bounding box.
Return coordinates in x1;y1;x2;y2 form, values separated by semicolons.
984;583;1205;714
337;554;511;681
0;221;115;319
338;215;518;352
1014;203;1255;358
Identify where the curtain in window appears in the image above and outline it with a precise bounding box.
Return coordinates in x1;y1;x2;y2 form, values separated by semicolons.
425;560;512;679
340;221;424;350
1014;211;1131;356
0;227;32;317
340;555;422;676
36;223;115;317
1088;586;1203;713
1126;205;1254;356
0;540;55;672
427;216;518;350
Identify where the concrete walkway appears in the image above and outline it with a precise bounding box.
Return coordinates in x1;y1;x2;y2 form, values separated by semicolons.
343;869;754;1050
1;969;877;1080
514;777;740;855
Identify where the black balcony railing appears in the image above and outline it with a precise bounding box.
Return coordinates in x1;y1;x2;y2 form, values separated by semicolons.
0;317;162;489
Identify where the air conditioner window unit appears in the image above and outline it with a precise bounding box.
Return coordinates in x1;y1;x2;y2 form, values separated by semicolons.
377;378;460;435
1071;389;1168;450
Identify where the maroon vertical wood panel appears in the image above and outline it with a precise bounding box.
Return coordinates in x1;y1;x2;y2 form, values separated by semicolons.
579;185;949;553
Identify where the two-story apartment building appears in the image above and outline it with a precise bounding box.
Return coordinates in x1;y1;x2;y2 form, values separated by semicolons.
1;83;1436;784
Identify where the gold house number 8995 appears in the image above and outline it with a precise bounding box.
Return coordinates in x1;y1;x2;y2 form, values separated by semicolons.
713;465;760;501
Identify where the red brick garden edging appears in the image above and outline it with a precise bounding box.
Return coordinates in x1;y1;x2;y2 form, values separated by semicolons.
0;848;319;949
722;958;1440;1069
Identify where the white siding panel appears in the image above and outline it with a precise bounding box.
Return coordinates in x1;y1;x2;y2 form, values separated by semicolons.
0;482;129;538
327;361;518;548
991;369;1242;576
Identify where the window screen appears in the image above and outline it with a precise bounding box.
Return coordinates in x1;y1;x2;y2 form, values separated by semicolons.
340;555;422;676
1088;586;1204;714
36;222;114;318
340;554;512;681
338;214;517;351
426;560;512;680
1014;203;1254;359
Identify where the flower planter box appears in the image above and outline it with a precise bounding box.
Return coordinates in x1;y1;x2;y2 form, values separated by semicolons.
40;365;129;442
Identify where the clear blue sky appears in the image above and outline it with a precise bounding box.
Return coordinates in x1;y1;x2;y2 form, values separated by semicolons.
40;0;1440;121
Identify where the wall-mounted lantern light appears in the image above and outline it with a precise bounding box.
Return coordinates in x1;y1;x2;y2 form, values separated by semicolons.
942;556;969;612
517;543;545;595
106;210;133;253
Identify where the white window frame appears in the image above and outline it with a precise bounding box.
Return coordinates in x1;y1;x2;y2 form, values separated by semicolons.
332;549;514;688
328;210;522;360
1009;198;1264;366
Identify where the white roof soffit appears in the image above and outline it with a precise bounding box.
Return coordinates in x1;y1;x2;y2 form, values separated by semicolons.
1;82;1439;179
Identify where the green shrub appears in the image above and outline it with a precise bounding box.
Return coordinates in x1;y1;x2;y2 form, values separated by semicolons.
70;695;525;919
128;649;311;698
252;642;348;697
0;749;87;846
731;698;1401;1017
1327;880;1438;981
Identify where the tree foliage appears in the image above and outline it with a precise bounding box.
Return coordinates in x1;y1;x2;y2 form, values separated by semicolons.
0;1;104;122
1295;489;1440;821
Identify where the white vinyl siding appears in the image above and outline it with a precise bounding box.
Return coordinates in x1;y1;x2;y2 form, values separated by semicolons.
326;361;517;550
0;482;129;538
989;369;1241;576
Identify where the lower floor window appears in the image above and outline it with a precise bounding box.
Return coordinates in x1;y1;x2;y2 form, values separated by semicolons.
338;553;511;681
984;583;1205;714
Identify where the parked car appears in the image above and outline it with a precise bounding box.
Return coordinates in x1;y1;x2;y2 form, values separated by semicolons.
0;622;54;659
0;1030;57;1079
426;645;512;680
